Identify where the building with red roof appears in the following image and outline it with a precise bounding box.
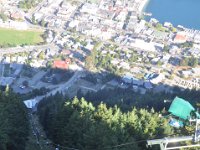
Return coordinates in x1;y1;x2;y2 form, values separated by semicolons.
174;32;187;43
53;59;71;70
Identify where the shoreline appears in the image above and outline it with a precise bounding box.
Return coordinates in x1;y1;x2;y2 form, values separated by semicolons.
138;0;200;31
138;0;150;15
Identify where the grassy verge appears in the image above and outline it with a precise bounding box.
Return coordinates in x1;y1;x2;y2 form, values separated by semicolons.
0;28;44;48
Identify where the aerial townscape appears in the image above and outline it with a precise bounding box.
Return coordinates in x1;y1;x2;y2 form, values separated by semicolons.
0;0;200;150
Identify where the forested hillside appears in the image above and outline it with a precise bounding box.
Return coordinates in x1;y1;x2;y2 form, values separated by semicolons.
0;90;29;150
77;87;200;111
38;95;174;150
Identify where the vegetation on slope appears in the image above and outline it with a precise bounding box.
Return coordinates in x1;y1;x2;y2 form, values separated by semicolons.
38;95;174;150
0;89;29;150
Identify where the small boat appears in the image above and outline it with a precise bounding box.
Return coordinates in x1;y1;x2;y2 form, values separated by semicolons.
143;12;152;16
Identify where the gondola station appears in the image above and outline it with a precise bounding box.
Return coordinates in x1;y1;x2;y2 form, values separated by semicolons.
147;97;200;150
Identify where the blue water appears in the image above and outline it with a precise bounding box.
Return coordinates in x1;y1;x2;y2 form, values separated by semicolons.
144;0;200;30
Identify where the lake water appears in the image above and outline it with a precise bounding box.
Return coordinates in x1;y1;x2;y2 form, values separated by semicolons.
144;0;200;30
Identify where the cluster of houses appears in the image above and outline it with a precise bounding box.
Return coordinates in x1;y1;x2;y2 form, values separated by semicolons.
174;77;200;90
1;0;200;93
63;0;200;61
55;30;97;67
122;72;164;94
33;0;77;28
67;0;146;40
0;0;28;29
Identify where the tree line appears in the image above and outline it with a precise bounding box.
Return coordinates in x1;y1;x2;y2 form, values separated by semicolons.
0;89;29;150
77;86;200;112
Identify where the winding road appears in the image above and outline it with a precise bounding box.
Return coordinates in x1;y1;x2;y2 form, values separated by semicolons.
34;70;85;105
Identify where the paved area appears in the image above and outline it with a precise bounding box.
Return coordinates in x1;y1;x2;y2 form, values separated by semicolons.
29;71;46;86
28;70;85;104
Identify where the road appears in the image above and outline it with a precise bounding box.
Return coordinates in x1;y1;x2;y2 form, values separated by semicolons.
79;85;97;92
0;44;56;55
28;0;48;17
29;71;46;86
34;70;85;105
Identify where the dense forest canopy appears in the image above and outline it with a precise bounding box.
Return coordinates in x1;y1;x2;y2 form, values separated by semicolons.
38;95;175;150
0;89;29;150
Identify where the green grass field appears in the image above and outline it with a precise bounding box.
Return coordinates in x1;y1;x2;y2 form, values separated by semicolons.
0;28;44;47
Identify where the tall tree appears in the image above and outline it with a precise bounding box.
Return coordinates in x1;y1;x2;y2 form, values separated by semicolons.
0;91;29;150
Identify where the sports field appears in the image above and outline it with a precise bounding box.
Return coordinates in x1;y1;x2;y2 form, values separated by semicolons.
0;28;44;47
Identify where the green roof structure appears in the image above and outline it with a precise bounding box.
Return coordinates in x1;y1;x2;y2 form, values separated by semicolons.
168;97;195;120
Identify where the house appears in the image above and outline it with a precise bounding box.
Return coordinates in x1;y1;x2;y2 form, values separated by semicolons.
45;48;57;57
46;32;54;43
139;87;146;94
169;46;180;55
164;22;172;28
54;19;62;27
150;18;159;24
130;39;158;52
69;64;83;71
173;32;187;43
30;60;46;68
188;48;200;57
33;12;43;21
61;0;69;9
80;3;98;14
177;25;184;30
119;61;130;70
161;54;171;64
100;28;113;40
69;20;79;28
4;56;10;63
111;59;120;65
17;56;27;64
47;0;54;3
85;42;94;50
53;59;71;70
151;57;160;64
150;73;165;84
193;34;200;43
23;99;37;110
61;49;71;56
169;57;181;66
30;50;40;58
122;73;135;84
11;56;17;62
192;68;200;74
10;11;24;20
132;79;143;86
122;73;143;86
144;81;153;89
181;70;192;78
132;85;138;92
